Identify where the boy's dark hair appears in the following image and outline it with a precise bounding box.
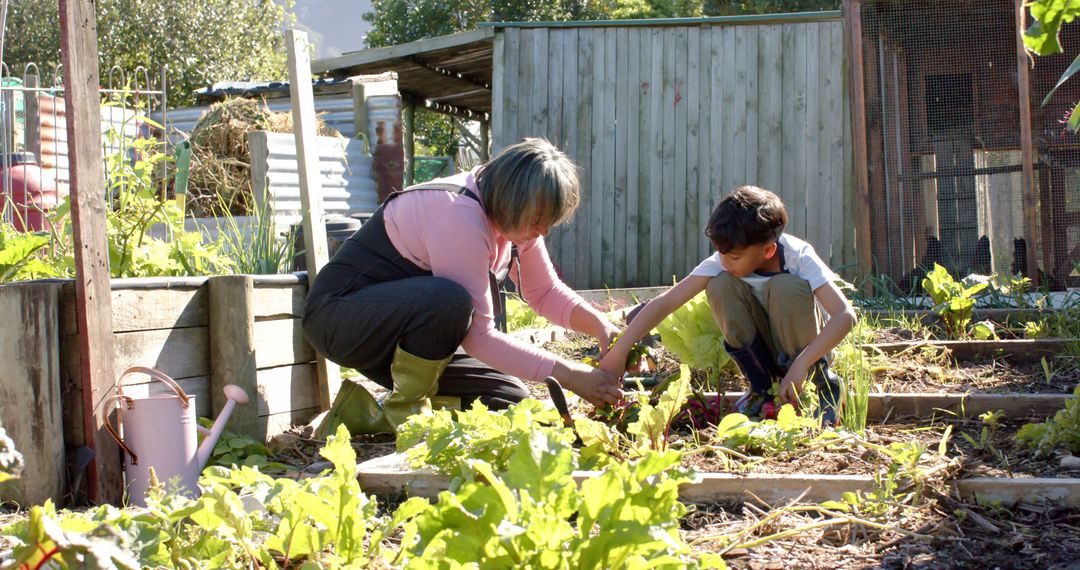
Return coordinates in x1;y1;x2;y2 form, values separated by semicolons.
705;185;788;253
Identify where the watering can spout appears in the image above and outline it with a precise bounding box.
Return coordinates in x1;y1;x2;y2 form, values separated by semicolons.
196;385;250;470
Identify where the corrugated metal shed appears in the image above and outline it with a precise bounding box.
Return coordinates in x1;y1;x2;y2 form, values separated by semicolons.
248;131;377;234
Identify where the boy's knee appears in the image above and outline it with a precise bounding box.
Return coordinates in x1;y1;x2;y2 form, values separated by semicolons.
705;272;744;305
764;274;813;305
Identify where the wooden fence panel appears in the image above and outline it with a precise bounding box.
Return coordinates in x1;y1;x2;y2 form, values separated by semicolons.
492;19;851;288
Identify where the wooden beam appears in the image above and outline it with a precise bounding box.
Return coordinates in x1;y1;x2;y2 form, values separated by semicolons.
404;100;416;186
955;477;1080;507
311;28;495;76
844;0;874;287
480;120;490;161
867;338;1075;363
59;0;122;505
285;29;341;410
1016;0;1040;285
402;54;491;90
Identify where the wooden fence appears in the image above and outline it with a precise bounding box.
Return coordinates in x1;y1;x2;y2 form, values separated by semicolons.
491;17;855;289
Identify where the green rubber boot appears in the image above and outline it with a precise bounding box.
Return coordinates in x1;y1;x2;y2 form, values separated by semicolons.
314;378;391;439
383;345;453;429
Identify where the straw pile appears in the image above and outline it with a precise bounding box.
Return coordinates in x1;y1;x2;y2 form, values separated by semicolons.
186;97;339;217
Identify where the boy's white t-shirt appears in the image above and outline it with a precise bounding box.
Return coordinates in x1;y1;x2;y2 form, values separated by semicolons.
690;233;837;304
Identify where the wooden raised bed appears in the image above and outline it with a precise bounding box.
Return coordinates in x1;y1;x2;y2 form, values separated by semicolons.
694;391;1077;421
355;453;1080;507
866;338;1076;363
0;274;326;505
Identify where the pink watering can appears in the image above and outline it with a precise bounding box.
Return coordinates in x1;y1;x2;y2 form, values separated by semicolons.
106;366;249;506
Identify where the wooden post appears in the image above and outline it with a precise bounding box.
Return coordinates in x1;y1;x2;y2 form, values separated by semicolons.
0;283;66;505
845;0;874;287
480;120;490;162
208;275;263;440
404;100;416;186
24;74;41;160
1015;0;1040;285
285;29;340;410
59;0;121;505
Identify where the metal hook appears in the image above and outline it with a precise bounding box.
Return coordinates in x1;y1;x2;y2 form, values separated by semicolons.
107;65;126;91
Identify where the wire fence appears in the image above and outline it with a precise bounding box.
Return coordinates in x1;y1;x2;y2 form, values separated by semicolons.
0;62;167;233
855;0;1080;292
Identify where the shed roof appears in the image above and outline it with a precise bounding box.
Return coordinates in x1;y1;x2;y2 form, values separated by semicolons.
311;28;495;119
308;12;843;119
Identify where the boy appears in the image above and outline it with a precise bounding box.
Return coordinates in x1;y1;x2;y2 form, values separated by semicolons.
600;186;856;424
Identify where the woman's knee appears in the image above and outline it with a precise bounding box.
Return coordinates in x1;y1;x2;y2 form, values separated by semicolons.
426;277;474;331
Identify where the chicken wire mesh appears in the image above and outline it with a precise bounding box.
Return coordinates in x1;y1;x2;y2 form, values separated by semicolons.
855;0;1080;292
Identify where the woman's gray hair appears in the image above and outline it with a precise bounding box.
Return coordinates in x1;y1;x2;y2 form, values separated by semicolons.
475;138;581;232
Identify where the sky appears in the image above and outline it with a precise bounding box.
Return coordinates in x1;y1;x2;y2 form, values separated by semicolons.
289;0;375;60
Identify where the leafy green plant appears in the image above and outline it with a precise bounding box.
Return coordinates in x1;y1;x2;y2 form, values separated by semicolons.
505;293;548;331
961;410;1005;454
196;418;290;473
655;291;734;384
212;189;295;275
922;263;989;339
833;316;872;433
397;398;571;475
710;404;832;456
1017;383;1080;455
0;225;60;282
577;365;693;464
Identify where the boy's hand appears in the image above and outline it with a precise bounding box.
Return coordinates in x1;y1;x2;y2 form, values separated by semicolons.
777;361;809;404
595;321;621;357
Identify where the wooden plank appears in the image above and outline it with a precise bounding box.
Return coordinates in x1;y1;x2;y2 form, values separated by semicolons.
707;28;724;262
590;29;606;288
60;0;121;505
602;28;617;286
1015;0;1039;285
636;27;655;286
547;29;564;272
500;28;520;152
696;26;712;264
839;20;856;276
731;27;748;192
661;28;677;285
531;28;548;139
614;27;630;287
792;24;809;239
576;285;669;306
742;25;759;199
758;25;783;193
867;339;1077;363
806;23;824;251
355;453;877;504
286;29;341;409
491;30;506;152
673;26;689;280
822;22;843;266
257;364;319;416
685;26;701;278
560;29;579;287
575;29;594;289
310;28;494;74
209;275;262;441
698;391;1073;422
61;286;207;335
113;328;210;380
720;26;736;210
845;0;873;282
0;283;66;505
518;28;533;146
955;477;1080;508
254;318;316;369
649;28;664;287
626;27;642;286
252;283;306;321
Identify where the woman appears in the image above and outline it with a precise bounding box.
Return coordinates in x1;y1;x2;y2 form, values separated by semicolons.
303;138;622;435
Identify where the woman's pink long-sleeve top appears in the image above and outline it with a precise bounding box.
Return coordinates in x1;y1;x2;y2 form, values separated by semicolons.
383;168;584;381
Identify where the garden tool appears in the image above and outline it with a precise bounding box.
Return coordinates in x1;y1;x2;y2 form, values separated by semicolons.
544;377;584;445
106;366;249;506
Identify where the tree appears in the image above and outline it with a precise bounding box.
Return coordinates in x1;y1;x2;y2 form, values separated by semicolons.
3;0;295;108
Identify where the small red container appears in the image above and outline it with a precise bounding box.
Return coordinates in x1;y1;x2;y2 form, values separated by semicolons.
0;152;58;232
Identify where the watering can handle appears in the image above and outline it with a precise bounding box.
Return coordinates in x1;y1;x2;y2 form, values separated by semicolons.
118;366;190;409
103;397;140;465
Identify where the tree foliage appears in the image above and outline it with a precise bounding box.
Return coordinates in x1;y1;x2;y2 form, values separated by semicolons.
1025;0;1080;131
3;0;294;107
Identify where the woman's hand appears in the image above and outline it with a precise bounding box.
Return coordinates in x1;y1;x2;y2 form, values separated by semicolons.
553;360;623;407
595;320;621;357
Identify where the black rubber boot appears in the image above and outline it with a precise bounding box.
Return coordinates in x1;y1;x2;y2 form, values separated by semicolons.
725;335;782;416
809;358;844;426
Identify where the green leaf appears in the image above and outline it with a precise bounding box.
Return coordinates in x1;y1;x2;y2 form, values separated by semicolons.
1042;51;1080;106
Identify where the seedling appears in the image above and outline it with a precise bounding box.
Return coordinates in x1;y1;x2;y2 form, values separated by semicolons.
922;263;989;339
